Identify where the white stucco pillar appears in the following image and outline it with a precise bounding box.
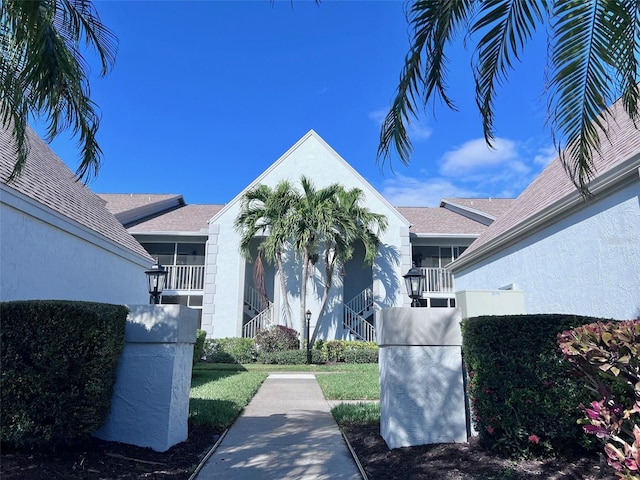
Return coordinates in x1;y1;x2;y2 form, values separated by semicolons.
94;305;199;452
378;307;468;449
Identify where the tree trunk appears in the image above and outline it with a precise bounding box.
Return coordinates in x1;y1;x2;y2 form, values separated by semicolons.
275;248;292;328
309;249;336;348
300;251;310;350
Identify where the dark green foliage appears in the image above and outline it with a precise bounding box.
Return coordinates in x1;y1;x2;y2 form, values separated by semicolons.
254;325;299;353
343;348;378;364
323;340;378;363
1;300;127;449
193;329;207;364
462;314;603;457
203;338;257;363
258;349;324;365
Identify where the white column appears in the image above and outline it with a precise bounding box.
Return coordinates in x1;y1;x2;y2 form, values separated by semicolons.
377;307;468;449
94;305;199;452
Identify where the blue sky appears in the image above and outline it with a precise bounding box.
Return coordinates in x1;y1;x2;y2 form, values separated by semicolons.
41;0;558;207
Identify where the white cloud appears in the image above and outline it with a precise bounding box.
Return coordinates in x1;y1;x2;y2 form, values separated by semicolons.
533;145;557;166
439;138;519;177
376;136;557;205
380;175;477;207
368;109;386;124
408;123;432;141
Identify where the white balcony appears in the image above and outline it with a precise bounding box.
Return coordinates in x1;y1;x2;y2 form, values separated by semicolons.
419;267;454;294
165;265;205;291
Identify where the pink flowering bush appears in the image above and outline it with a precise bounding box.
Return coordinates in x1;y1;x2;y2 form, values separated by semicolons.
558;319;640;479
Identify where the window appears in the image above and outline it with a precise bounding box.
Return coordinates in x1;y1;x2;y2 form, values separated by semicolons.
413;246;468;268
142;242;175;266
141;242;206;266
176;243;205;266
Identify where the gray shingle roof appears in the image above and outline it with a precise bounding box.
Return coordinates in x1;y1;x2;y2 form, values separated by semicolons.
99;193;183;215
397;207;488;235
459;97;640;262
441;198;516;219
128;204;224;234
0;124;152;260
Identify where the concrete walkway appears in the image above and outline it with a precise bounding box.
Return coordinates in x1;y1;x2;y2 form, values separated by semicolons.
195;373;363;480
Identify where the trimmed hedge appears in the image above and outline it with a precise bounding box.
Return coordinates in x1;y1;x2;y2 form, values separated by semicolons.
322;340;378;363
257;349;324;365
203;337;256;363
1;300;127;449
462;314;603;457
203;336;378;365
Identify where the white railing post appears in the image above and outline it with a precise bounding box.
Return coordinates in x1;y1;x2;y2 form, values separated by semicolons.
418;268;454;294
163;265;205;291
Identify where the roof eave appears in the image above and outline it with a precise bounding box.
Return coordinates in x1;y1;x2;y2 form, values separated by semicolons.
128;230;209;237
2;184;154;265
450;153;640;273
440;200;496;224
410;232;481;239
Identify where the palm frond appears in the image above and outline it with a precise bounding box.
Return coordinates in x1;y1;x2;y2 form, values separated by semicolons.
0;0;117;182
378;0;475;166
471;0;547;144
548;0;624;193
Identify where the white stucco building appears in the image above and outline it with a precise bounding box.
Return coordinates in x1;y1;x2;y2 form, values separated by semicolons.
451;100;640;321
0;124;153;304
100;131;512;340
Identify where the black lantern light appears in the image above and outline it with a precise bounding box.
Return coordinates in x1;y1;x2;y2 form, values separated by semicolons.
305;309;312;364
403;264;424;307
145;261;167;305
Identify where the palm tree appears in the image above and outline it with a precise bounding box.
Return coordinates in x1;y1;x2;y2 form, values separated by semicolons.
378;1;640;194
234;182;298;328
309;186;388;347
1;0;117;182
288;176;342;349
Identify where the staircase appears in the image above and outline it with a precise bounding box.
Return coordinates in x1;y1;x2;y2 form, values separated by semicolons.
343;287;375;341
242;285;274;338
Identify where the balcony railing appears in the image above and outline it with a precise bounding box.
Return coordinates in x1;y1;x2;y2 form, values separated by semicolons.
419;267;454;294
165;265;205;291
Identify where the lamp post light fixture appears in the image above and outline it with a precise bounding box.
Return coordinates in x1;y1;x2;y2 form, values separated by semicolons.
305;309;312;364
145;261;167;305
403;264;424;307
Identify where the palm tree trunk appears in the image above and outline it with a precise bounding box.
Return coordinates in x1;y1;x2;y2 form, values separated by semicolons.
309;249;336;347
300;251;310;350
275;248;292;328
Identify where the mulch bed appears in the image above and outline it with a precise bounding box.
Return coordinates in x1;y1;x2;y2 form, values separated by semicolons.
1;423;617;479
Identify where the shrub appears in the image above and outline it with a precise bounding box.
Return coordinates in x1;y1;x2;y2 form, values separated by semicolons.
193;329;207;364
254;325;299;353
343;348;378;364
204;337;256;363
558;319;640;478
258;349;324;365
323;340;378;363
462;314;603;457
1;300;127;449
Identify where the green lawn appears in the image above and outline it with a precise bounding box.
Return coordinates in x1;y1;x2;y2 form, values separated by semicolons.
331;402;380;425
189;365;267;430
189;362;380;430
315;364;379;400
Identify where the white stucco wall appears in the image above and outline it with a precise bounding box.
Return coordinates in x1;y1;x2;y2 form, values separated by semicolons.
454;182;640;320
94;305;198;452
201;132;410;339
378;307;468;448
0;195;149;304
